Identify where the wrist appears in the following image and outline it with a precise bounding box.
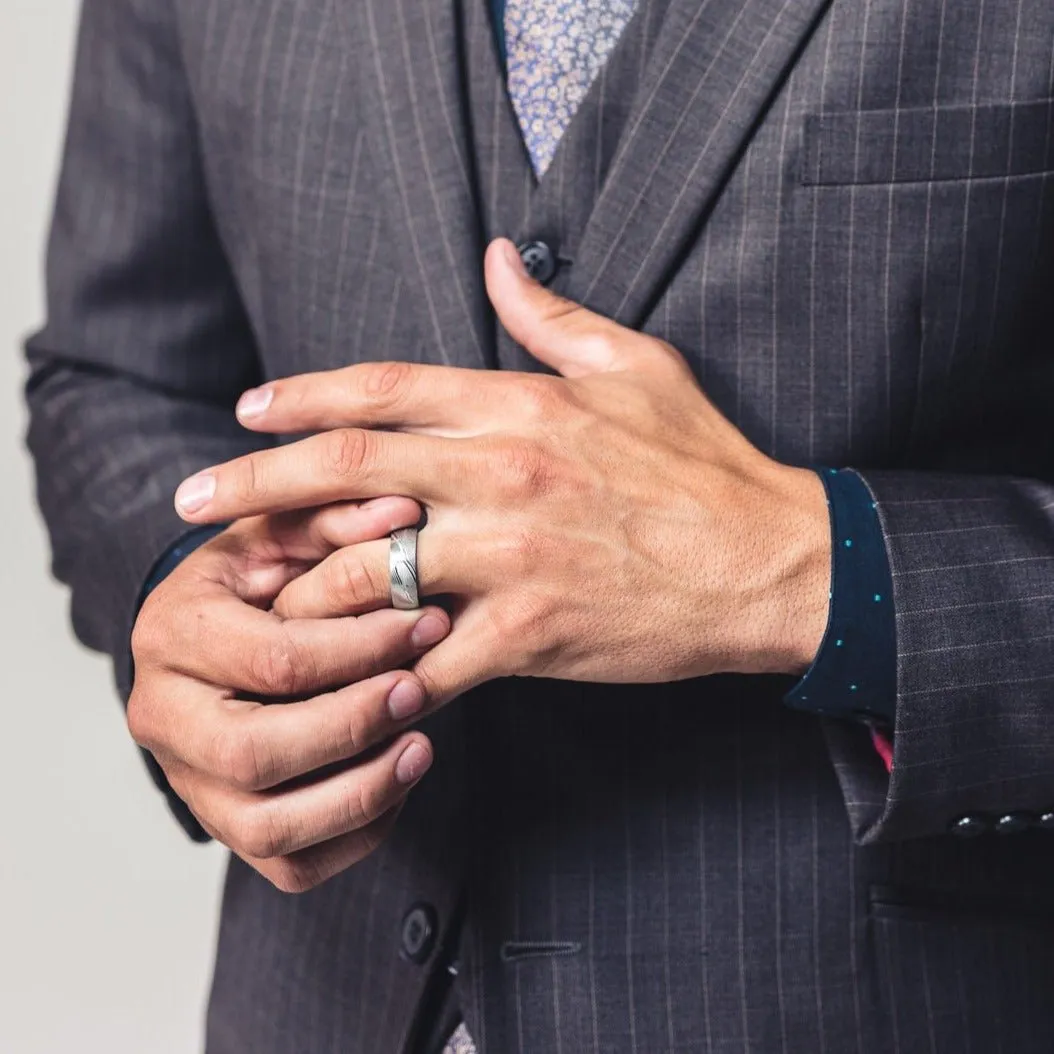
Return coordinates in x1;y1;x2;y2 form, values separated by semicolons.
737;462;832;676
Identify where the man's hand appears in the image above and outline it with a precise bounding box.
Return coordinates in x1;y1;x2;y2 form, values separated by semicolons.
128;499;450;893
173;238;832;705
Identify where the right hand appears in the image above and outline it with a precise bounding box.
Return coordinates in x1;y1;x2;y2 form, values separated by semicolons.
128;498;450;894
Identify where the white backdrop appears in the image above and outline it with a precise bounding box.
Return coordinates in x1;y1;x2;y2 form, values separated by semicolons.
0;4;226;1052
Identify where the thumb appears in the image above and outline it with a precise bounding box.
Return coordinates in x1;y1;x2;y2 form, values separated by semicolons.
484;238;632;377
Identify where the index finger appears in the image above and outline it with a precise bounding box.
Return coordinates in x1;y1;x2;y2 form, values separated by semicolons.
174;428;472;524
235;361;517;437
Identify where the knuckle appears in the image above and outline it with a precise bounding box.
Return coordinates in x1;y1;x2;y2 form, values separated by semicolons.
267;857;321;895
235;805;289;860
228;813;262;858
653;337;690;371
343;777;380;830
327;551;384;611
215;728;269;791
412;662;444;705
130;602;164;664
517;375;564;419
269;864;304;895
165;768;196;809
125;688;154;748
580;329;619;365
233;454;268;505
357;360;413;405
495;524;544;576
487;592;552;668
323;428;370;481
495;440;554;499
335;705;367;759
249;631;309;697
517;593;554;649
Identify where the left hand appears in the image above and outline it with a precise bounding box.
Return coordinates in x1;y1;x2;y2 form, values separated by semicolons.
175;238;831;704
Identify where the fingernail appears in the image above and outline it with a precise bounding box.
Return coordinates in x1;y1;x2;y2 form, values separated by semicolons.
387;679;426;721
395;742;432;785
503;241;527;276
411;613;448;648
175;473;216;514
236;385;274;419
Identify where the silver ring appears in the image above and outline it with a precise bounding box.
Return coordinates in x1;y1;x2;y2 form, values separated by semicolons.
389;527;420;610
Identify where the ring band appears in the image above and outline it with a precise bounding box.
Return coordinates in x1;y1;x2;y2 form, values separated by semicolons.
389;527;420;610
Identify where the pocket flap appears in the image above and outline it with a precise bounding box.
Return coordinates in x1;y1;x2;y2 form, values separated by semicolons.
801;98;1054;185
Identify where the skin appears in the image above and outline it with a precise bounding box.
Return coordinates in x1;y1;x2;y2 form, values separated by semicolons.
128;498;446;893
153;237;831;892
173;237;831;702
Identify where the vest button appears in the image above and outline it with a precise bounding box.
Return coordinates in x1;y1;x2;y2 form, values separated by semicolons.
400;903;438;963
517;240;557;285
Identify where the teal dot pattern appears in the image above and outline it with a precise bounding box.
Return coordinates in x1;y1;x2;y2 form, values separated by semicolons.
784;468;897;727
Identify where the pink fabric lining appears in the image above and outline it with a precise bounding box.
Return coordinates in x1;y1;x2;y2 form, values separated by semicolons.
871;729;894;773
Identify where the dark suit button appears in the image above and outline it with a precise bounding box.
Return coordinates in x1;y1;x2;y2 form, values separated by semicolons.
949;814;988;838
994;812;1032;835
400;903;438;964
1037;812;1054;832
518;241;557;284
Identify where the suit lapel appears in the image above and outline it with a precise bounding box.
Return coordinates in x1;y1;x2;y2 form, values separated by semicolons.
568;0;833;328
337;0;494;368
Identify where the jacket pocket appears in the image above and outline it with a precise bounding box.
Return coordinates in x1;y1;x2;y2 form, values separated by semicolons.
868;884;1054;1051
869;883;1054;926
801;98;1054;185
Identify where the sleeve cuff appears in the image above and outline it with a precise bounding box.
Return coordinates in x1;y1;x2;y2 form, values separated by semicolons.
783;467;897;730
138;524;229;604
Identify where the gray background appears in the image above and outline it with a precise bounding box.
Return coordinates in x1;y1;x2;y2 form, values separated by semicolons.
1;4;224;1051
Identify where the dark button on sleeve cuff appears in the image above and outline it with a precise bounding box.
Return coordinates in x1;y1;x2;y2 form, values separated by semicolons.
950;814;989;838
993;812;1033;835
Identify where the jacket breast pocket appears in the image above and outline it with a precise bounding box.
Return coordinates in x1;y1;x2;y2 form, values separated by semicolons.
801;98;1054;186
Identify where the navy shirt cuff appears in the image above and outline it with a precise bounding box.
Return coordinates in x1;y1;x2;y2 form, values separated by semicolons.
784;468;897;728
139;525;228;605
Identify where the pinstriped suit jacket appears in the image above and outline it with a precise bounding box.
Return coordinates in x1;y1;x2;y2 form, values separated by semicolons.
25;0;1054;1050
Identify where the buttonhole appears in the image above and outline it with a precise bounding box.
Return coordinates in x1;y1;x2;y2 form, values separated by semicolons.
500;940;582;964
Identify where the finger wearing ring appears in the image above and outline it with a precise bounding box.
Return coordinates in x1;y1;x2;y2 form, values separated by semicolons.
390;527;420;610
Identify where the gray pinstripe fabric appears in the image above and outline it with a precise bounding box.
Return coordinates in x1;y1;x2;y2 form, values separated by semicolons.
24;0;1054;1051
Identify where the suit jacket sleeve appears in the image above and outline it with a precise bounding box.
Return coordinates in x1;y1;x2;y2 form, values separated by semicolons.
823;469;1054;844
24;0;267;836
